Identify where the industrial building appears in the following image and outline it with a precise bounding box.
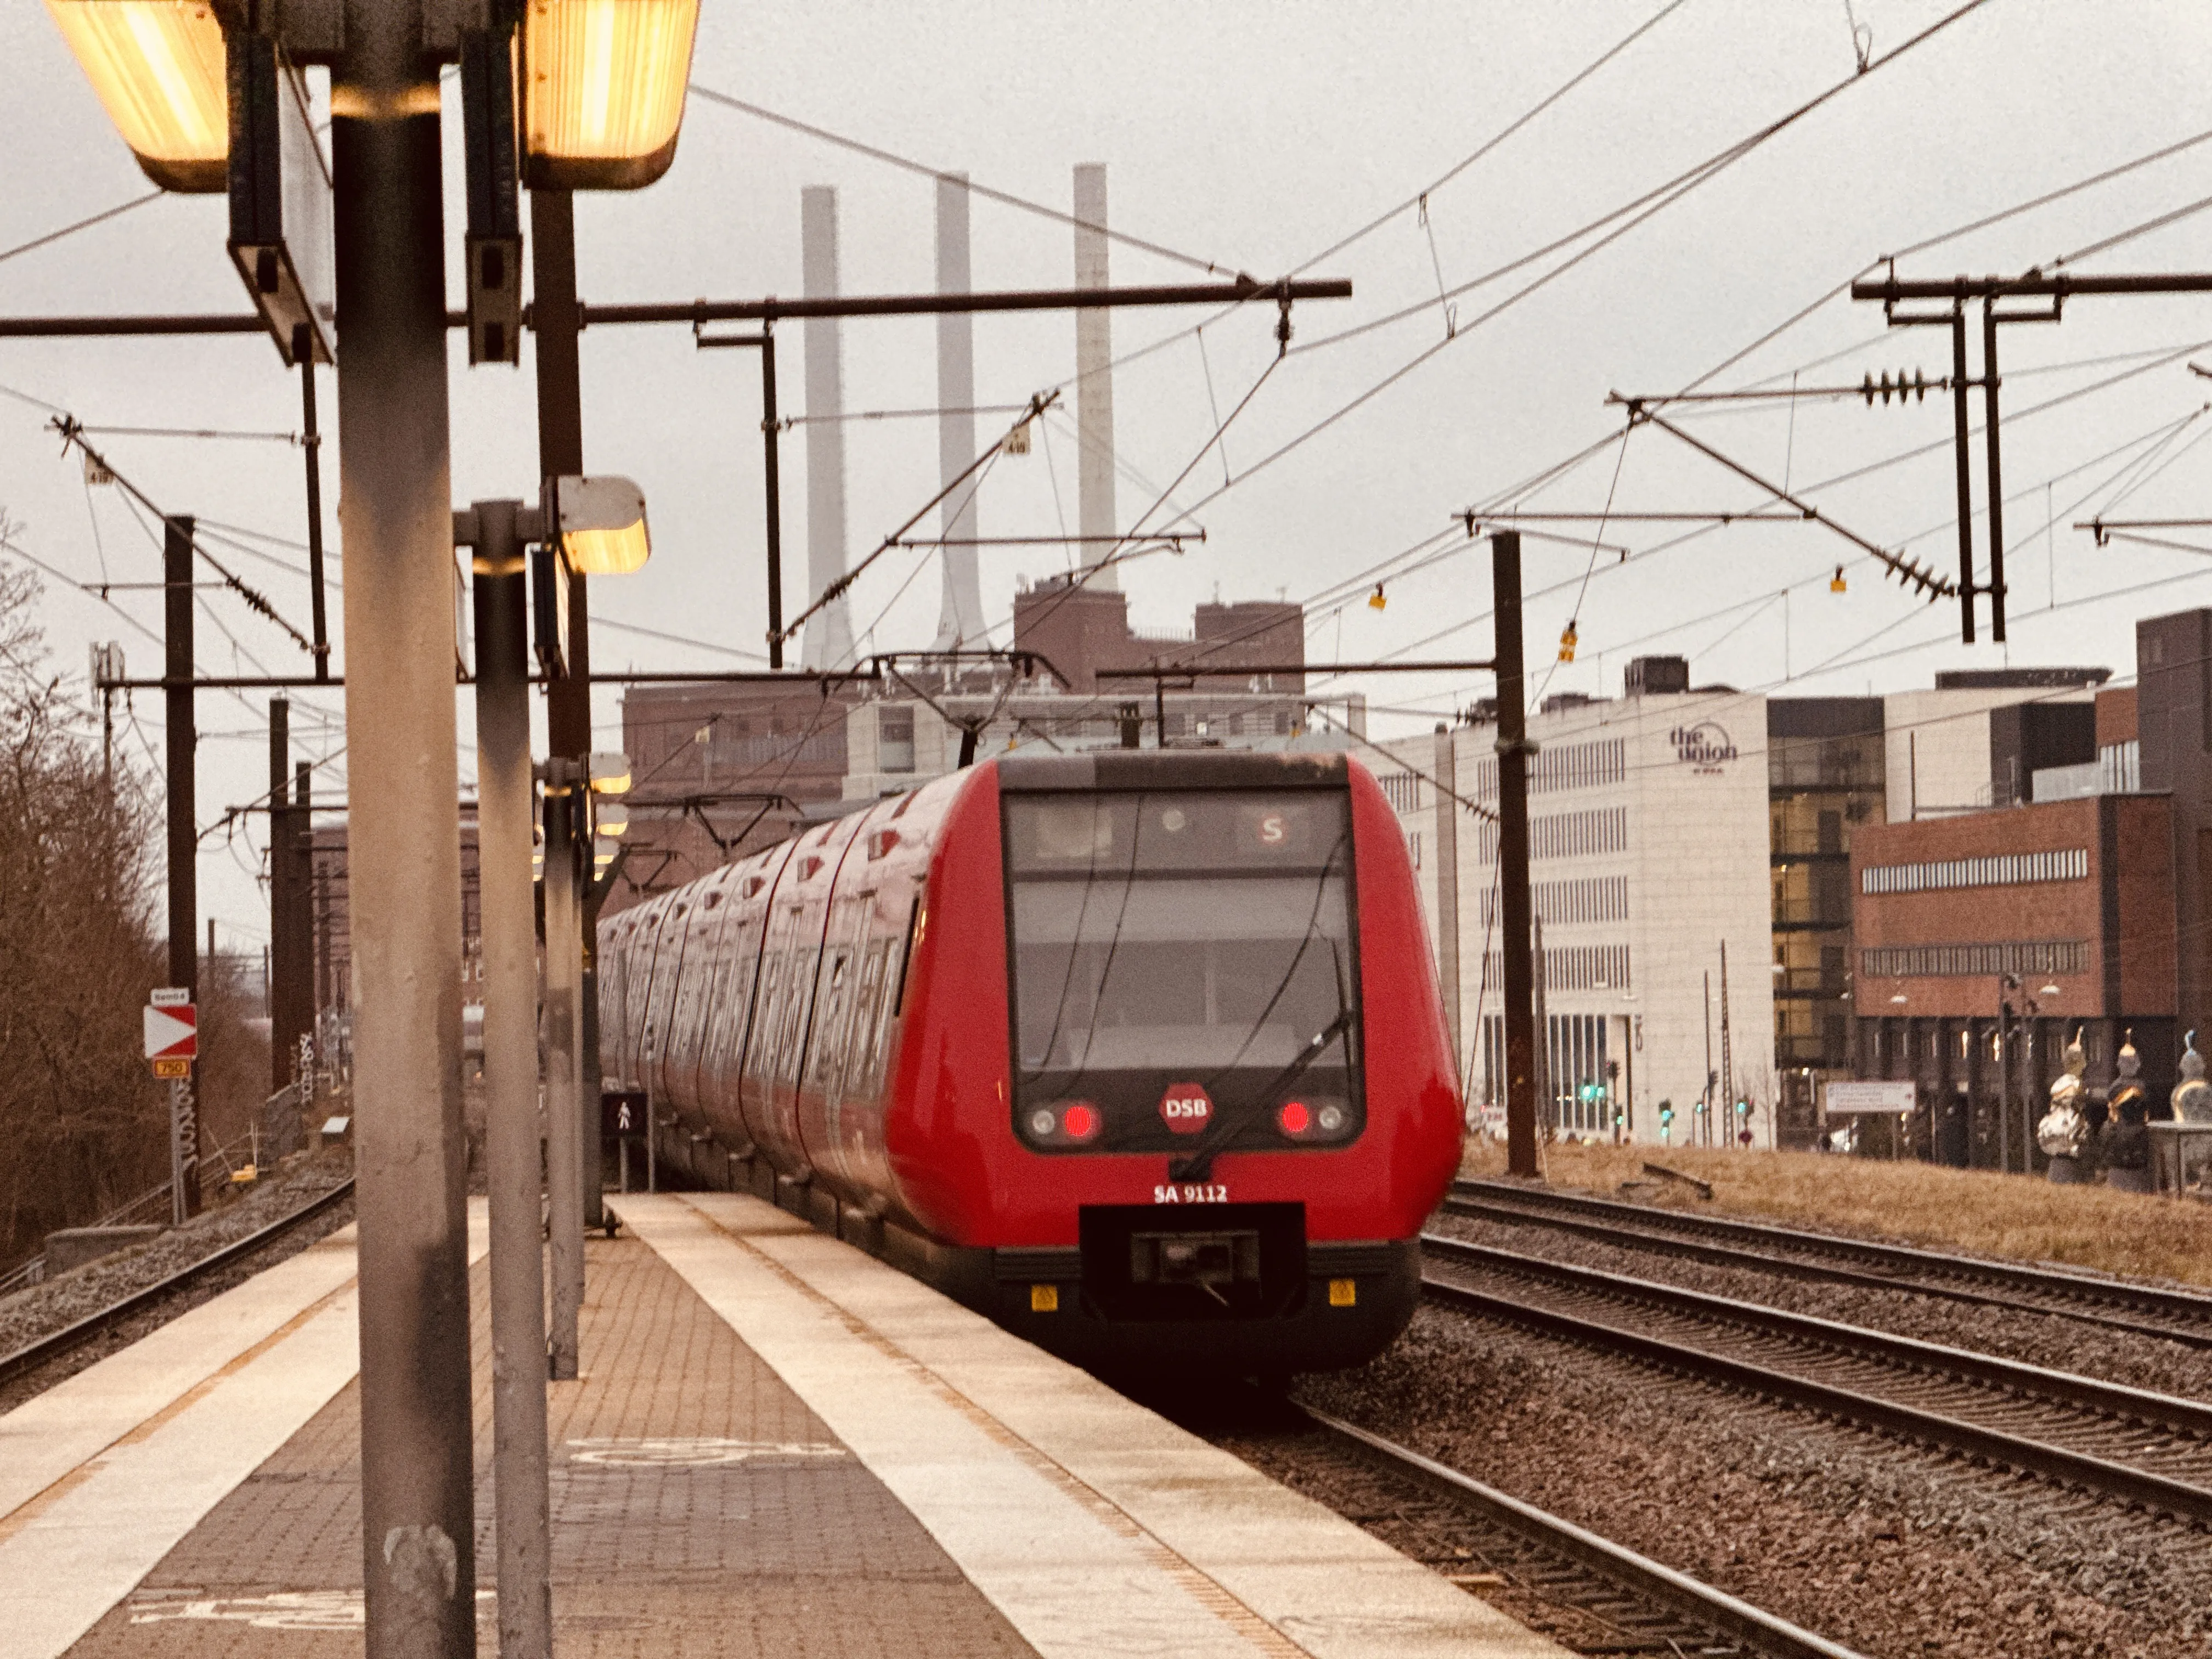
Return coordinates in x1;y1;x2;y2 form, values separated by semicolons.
1847;619;2205;1164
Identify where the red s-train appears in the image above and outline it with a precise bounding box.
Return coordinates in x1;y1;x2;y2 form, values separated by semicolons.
599;748;1463;1373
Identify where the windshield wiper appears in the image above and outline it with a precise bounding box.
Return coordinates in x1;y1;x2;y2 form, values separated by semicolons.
1167;1006;1356;1185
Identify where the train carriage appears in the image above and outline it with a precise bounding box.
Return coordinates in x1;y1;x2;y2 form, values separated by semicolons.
601;748;1462;1374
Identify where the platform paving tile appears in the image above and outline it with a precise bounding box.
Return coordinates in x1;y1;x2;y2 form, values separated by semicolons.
61;1232;1036;1658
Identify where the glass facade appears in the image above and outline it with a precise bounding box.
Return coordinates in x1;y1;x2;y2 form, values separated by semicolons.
1768;709;1884;1076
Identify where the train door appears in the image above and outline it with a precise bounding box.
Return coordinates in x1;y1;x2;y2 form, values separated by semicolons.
623;899;673;1098
597;915;633;1089
641;893;696;1103
789;804;898;1199
800;810;923;1204
664;865;741;1124
701;847;787;1146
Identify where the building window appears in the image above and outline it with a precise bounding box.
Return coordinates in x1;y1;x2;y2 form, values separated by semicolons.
1860;939;2090;979
1471;737;1626;802
1481;943;1630;993
1860;847;2087;895
1479;875;1629;927
1474;805;1628;864
1477;1013;1612;1132
1380;771;1421;814
879;706;916;774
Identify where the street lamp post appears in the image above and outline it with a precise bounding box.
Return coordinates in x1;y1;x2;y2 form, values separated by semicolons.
458;478;649;1650
456;501;550;1659
44;4;703;1654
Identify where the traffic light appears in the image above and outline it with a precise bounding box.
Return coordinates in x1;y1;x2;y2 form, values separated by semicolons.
1735;1099;1750;1117
1578;1080;1603;1104
1658;1099;1674;1143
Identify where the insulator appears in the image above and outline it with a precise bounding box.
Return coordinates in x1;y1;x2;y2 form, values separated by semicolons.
1861;372;1876;406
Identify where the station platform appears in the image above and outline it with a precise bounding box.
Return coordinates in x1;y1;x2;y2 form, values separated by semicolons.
0;1190;1564;1659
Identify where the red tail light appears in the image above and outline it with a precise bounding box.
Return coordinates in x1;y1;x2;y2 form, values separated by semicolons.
1278;1101;1312;1136
1025;1099;1103;1147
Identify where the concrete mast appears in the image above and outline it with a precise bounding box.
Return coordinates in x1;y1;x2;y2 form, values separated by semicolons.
801;187;856;668
933;173;984;650
1074;163;1117;589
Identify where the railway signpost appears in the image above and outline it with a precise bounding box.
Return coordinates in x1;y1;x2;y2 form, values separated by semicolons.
146;990;197;1223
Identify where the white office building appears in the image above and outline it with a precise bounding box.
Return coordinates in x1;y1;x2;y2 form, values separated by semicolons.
1375;661;1773;1145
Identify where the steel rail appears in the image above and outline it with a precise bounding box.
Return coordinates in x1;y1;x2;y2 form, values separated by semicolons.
1441;1188;2212;1350
1421;1238;2212;1526
1452;1178;2212;1348
1306;1407;1873;1659
0;1177;356;1393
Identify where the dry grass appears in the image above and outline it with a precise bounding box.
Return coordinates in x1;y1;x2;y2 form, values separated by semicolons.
1460;1138;2212;1291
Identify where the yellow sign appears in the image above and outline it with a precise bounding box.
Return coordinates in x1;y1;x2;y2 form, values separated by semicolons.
151;1057;192;1079
1328;1278;1358;1307
1029;1284;1059;1313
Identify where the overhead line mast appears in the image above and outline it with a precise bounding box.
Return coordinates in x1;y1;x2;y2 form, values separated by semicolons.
1852;264;2212;644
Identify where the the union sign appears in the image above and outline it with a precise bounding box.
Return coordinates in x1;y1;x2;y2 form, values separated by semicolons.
1668;721;1739;772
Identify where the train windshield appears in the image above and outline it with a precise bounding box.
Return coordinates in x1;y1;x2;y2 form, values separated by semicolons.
1003;789;1362;1150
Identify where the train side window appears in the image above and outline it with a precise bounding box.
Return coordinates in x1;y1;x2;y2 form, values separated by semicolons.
893;895;921;1014
806;950;853;1087
777;953;811;1086
858;937;898;1095
747;951;785;1087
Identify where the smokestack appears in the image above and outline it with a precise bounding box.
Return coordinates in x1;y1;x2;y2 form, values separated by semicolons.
800;186;856;669
1074;163;1116;590
933;173;984;650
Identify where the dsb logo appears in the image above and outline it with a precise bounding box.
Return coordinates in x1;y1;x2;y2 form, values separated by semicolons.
1159;1082;1212;1135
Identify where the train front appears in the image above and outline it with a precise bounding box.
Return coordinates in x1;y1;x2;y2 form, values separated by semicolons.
895;750;1463;1376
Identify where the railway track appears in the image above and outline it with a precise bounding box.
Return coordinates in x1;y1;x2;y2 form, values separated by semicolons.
1283;1405;1870;1657
1447;1178;2212;1350
0;1177;356;1395
1421;1232;2212;1526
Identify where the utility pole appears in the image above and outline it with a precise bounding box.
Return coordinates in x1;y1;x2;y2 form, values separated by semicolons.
1492;531;1539;1178
541;775;584;1381
332;12;476;1650
269;699;310;1094
1432;723;1461;1080
295;760;314;1085
533;188;603;1240
1703;970;1714;1147
164;514;200;1220
295;324;331;680
461;502;552;1659
1719;940;1735;1146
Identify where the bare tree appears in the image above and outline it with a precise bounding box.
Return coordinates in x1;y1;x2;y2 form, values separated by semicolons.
0;561;262;1270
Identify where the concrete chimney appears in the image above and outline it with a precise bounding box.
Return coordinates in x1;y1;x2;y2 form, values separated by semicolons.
933;173;984;650
800;186;856;669
1074;163;1117;590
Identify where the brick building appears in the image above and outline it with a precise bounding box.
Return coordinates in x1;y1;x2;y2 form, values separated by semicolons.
1852;787;2176;1165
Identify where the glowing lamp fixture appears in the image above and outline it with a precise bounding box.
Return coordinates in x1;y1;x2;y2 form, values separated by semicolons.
587;751;632;795
46;0;228;192
594;801;629;837
523;0;701;190
556;475;651;575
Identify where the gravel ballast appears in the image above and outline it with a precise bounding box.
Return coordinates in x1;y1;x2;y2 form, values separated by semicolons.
1295;1295;2210;1659
0;1146;354;1412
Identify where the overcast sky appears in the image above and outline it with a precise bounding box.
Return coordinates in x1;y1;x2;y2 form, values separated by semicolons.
3;0;2211;949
